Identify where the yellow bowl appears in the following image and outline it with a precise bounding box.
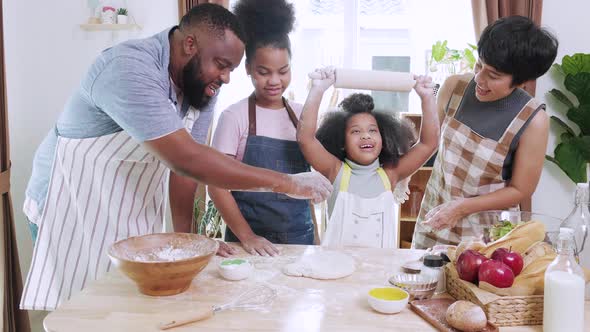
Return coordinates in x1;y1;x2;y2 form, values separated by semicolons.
108;233;218;296
367;287;409;314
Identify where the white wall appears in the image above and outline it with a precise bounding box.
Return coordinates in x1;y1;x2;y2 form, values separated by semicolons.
3;0;179;281
534;0;590;219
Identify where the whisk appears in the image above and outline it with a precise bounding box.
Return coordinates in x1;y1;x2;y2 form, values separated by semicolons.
158;284;277;330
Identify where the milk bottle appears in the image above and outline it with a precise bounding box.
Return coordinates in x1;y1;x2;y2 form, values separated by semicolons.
543;227;585;332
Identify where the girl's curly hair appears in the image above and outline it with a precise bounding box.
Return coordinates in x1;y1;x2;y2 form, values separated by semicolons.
316;93;415;166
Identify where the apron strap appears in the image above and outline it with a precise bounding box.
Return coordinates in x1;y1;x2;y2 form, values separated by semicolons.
283;98;299;129
248;93;257;136
498;98;544;146
247;93;299;137
339;163;391;192
445;75;472;119
339;163;352;192
376;168;391;191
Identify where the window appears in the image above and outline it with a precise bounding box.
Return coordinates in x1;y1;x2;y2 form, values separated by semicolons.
215;0;475;121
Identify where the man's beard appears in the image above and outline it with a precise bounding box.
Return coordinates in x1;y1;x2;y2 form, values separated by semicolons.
182;54;214;109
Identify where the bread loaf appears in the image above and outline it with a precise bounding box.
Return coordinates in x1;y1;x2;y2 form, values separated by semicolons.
513;254;556;295
522;241;555;268
446;300;487;332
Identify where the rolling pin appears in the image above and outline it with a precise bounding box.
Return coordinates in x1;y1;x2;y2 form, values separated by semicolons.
334;68;415;92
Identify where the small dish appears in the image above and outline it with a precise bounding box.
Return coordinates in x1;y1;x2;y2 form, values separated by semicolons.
218;258;252;281
388;273;438;300
401;260;422;274
367;287;409;314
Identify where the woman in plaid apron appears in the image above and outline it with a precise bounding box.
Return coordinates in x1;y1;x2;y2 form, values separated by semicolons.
412;16;558;249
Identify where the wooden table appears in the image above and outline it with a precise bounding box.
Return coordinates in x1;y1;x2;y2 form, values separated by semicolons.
44;245;590;331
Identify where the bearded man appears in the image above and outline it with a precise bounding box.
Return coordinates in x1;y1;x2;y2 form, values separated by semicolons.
20;4;331;311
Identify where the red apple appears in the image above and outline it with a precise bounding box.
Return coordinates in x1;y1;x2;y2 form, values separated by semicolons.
491;248;524;276
491;248;510;261
478;259;515;288
456;250;488;283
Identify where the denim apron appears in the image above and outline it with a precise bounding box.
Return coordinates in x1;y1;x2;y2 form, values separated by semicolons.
225;93;314;244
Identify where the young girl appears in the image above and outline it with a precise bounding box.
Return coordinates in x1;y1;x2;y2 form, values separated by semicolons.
297;67;438;248
209;0;313;256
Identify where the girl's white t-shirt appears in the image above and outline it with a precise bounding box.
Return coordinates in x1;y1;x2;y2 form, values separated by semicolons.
212;97;303;161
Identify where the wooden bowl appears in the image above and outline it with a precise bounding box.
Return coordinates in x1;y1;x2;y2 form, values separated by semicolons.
108;233;219;296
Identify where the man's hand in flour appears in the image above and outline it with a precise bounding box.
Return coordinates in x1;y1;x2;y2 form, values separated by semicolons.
285;171;332;204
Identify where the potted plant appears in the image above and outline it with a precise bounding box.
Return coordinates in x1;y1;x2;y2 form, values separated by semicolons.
193;198;224;238
117;8;128;24
428;40;477;86
101;6;116;24
545;53;590;183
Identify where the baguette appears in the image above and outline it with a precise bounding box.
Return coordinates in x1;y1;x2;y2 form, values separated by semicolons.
513;254;556;295
480;221;545;257
522;241;556;268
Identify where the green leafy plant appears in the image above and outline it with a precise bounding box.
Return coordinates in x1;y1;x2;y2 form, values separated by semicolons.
429;40;477;74
546;53;590;183
117;8;128;15
193;198;223;238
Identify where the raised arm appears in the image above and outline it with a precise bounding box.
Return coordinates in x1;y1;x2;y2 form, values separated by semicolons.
297;67;342;182
384;75;440;183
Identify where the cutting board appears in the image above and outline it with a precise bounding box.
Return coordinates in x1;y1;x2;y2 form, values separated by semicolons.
410;299;498;332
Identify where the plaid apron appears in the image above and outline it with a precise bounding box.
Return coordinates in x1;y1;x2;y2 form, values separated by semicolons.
412;75;542;249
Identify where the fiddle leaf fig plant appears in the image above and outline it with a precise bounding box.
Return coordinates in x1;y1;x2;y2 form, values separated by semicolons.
429;40;477;73
546;53;590;183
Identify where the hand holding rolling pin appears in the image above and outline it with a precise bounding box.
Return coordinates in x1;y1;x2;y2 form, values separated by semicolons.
308;66;336;92
412;74;436;100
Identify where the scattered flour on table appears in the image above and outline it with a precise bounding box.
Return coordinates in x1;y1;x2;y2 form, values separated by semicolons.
282;251;356;279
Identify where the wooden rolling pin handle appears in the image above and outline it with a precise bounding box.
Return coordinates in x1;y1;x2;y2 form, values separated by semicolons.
158;307;215;330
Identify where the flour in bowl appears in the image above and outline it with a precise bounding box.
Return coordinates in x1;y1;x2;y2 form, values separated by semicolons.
132;246;199;262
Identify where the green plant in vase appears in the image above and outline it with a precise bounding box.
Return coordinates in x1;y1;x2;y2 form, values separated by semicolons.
546;53;590;183
429;40;477;75
193;198;223;238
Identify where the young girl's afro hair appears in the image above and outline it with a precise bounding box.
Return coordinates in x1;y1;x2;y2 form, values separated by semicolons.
233;0;295;63
316;93;415;166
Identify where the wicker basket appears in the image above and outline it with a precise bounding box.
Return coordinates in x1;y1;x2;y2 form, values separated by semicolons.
444;264;543;326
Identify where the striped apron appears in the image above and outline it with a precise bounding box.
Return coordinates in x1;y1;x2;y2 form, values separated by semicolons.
411;75;542;249
20;102;198;311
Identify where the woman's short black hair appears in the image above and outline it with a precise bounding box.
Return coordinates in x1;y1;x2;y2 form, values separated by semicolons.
233;0;295;63
316;93;415;166
477;15;558;86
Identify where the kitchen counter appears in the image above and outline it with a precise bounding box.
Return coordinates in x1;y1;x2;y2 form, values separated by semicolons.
43;244;590;331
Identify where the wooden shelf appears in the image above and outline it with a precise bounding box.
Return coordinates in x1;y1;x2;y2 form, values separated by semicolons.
79;24;142;31
397;113;434;248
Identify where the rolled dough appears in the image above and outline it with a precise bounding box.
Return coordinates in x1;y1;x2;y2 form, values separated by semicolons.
282;251;356;280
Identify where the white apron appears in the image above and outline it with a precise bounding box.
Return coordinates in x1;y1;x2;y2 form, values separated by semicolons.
20;102;198;311
321;163;399;249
